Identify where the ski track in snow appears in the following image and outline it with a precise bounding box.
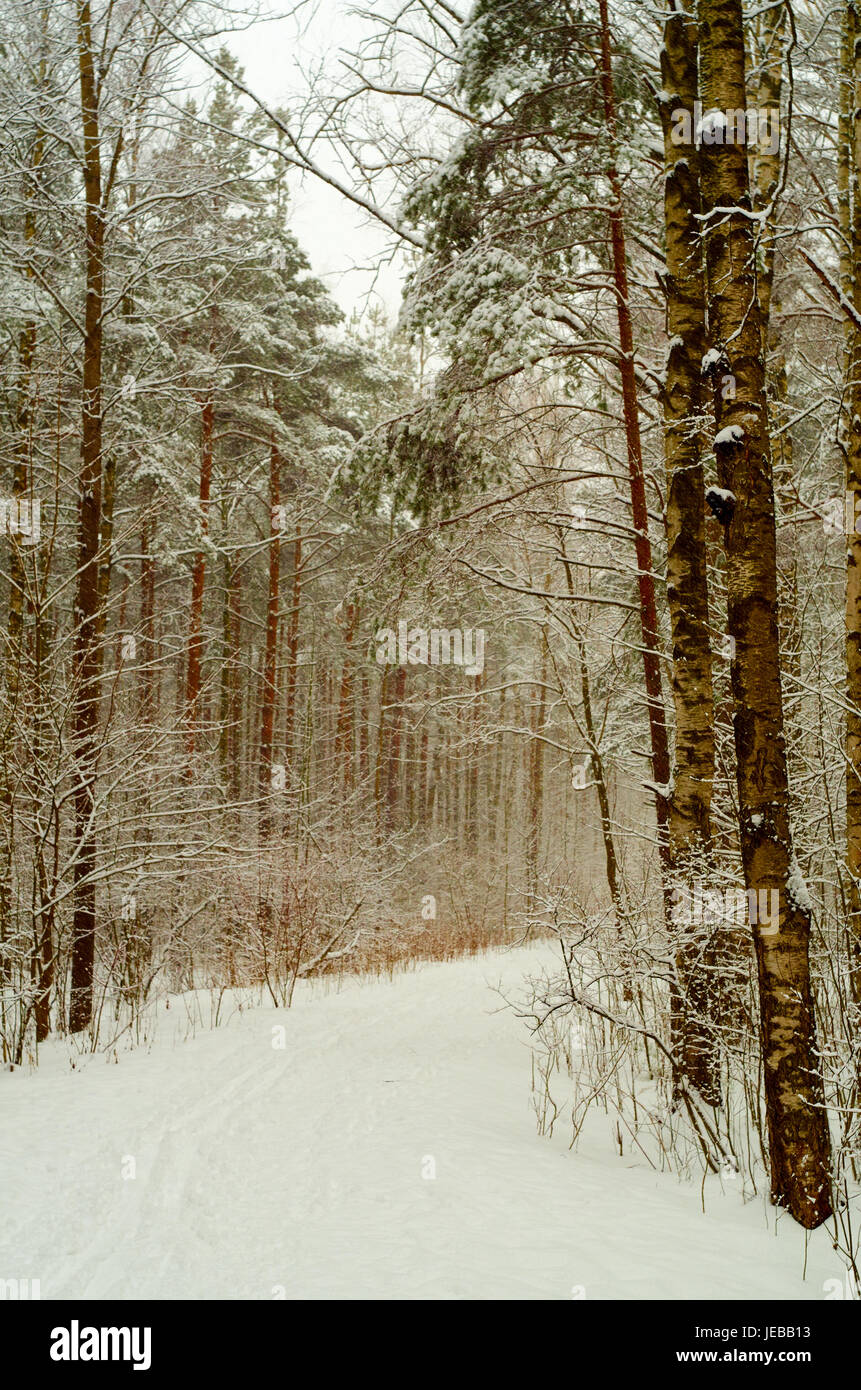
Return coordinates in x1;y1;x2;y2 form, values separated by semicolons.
0;946;845;1300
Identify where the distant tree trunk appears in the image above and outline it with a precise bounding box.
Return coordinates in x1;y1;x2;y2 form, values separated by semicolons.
226;562;243;802
139;516;156;728
466;671;482;849
69;0;107;1034
184;388;213;776
96;451;115;639
657;0;719;1104
418;726;429;825
375;665;390;836
385;665;407;831
699;0;832;1227
358;668;370;788
488;692;504;848
575;622;619;917
335;602;357;793
259;440;281;825
283;532;302;779
556;545;625;954
526;634;548;910
428;737;442;829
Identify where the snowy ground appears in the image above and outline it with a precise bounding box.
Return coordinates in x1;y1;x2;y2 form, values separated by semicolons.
0;946;847;1300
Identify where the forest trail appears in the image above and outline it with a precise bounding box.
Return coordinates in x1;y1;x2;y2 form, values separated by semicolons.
0;947;842;1300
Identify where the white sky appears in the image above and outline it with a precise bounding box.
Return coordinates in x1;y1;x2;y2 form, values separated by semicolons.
224;0;407;320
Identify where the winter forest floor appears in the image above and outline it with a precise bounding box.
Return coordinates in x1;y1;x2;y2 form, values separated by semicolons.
0;946;846;1300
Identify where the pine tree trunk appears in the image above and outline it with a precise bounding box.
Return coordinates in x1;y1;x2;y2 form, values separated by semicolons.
358;668;370;790
526;634;548;911
69;0;106;1033
385;665;407;831
283;533;302;781
139;516;156;728
335;602;357;793
842;1;861;1013
0;200;39;985
259;440;281;826
96;451;115;639
184;390;213;776
228;564;243;803
467;671;481;849
597;0;672;859
32;602;53;1044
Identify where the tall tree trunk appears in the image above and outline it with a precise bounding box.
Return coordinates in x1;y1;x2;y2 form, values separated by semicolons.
418;725;429;826
32;603;53;1044
2;8;48;1002
358;667;370;790
842;1;861;1015
283;532;302;780
698;0;832;1226
526;633;548;911
259;439;281;825
658;0;720;1104
335;602;357;794
229;563;243;802
69;0;107;1034
752;2;799;680
0;205;39;986
576;623;620;918
375;665;390;837
184;388;213;776
597;0;672;861
488;690;505;848
139;515;156;728
466;671;482;849
96;451;115;639
384;665;407;831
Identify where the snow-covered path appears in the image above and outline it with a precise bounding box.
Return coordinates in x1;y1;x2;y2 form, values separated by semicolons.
0;947;844;1299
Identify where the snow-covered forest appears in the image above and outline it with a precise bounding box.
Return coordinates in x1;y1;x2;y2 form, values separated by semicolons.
2;0;861;1313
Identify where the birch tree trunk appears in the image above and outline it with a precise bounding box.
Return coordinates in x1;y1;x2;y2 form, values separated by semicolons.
658;0;719;1104
698;0;832;1226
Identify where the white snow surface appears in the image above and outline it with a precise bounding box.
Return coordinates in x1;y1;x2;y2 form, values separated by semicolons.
0;946;844;1300
697;110;728;141
714;425;745;446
